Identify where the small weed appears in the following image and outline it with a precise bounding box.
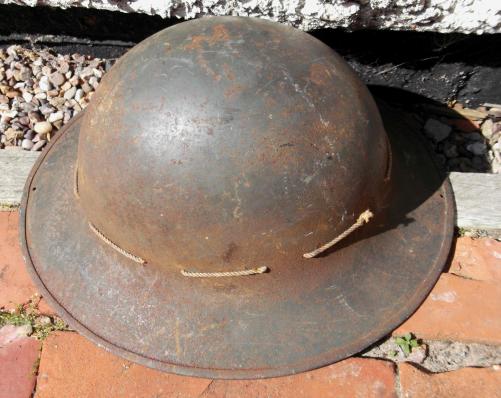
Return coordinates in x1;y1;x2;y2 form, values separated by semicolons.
0;203;20;210
0;303;36;328
0;296;68;340
31;356;41;376
394;333;420;357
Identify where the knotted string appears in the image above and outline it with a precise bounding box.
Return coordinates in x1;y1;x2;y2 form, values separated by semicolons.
303;210;374;259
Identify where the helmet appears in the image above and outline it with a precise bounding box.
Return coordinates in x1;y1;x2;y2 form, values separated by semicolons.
20;16;454;379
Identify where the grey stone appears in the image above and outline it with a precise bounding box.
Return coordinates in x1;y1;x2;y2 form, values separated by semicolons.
424;119;452;142
24;130;35;140
467;142;488;155
39;75;52;92
40;104;55;115
32;139;47;151
443;142;458;158
467;132;484;142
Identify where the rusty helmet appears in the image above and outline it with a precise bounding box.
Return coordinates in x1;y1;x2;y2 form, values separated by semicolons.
20;16;454;379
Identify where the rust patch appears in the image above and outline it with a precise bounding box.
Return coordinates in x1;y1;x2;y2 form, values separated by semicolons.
197;54;221;82
185;24;232;51
309;63;333;86
224;84;246;100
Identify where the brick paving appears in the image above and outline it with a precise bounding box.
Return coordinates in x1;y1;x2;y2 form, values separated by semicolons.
1;210;500;397
393;273;501;344
0;332;40;398
35;332;212;398
449;237;501;282
399;362;501;398
0;212;53;314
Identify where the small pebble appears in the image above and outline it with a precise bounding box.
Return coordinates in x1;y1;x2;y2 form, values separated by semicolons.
58;61;70;74
24;130;35;140
466;142;487;156
28;111;43;123
32;139;47;151
21;138;33;150
63;86;76;100
75;88;84;102
34;121;53;137
424;119;452;142
89;76;99;89
5;90;20;98
481;119;493;139
48;111;63;123
22;91;33;103
41;65;52;76
60;81;72;91
39;75;52;92
81;82;92;93
5;127;23;141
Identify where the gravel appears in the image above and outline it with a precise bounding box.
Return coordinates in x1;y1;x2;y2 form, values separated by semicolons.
419;103;501;173
0;45;108;152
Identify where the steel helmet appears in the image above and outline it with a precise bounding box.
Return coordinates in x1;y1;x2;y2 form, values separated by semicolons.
21;16;454;379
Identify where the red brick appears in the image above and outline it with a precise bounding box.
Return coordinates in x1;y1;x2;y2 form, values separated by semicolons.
0;336;40;398
202;358;397;398
36;332;397;398
399;362;501;398
394;273;501;344
35;332;212;398
449;237;501;283
0;212;37;310
0;212;54;314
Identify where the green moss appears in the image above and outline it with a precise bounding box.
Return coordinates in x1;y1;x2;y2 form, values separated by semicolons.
0;299;69;340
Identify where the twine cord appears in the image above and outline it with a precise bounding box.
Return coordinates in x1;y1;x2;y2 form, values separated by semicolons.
181;266;268;278
88;221;267;277
89;222;146;264
303;209;374;259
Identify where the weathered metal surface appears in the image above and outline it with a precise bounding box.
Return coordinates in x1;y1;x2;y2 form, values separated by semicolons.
20;17;454;379
78;16;390;274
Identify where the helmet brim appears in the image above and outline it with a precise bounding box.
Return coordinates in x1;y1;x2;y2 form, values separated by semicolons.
20;102;454;379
